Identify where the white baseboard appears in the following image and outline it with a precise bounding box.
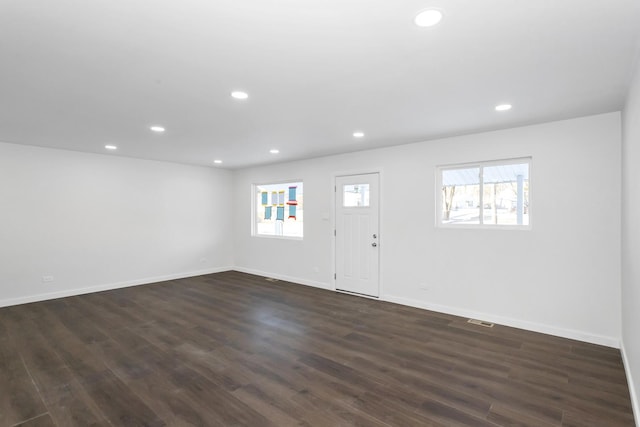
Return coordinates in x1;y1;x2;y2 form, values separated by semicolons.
232;266;333;291
382;294;620;348
621;341;640;426
0;266;233;308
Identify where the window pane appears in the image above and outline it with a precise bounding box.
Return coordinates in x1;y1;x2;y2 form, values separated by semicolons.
255;182;303;237
442;168;480;224
343;184;370;207
482;163;529;225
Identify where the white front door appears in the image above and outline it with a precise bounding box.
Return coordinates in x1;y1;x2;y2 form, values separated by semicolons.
335;173;380;297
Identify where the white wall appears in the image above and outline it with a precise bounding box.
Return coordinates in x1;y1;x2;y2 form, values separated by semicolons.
0;142;234;307
234;112;622;347
622;54;640;422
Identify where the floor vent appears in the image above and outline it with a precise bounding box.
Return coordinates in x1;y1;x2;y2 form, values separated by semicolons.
264;277;280;282
467;319;494;328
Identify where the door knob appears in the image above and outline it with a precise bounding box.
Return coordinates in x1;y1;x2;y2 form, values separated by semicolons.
371;242;377;247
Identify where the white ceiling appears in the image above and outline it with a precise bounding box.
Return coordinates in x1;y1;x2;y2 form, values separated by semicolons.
1;1;639;169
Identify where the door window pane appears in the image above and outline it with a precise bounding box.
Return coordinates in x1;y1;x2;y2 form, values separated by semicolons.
343;184;370;207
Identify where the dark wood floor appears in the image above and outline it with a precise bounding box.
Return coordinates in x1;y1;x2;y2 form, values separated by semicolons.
0;271;635;426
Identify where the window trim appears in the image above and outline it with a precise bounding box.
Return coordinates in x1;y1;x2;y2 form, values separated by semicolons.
252;180;304;240
436;157;531;230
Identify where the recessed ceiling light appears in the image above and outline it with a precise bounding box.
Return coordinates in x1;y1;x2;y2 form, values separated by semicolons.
415;9;443;27
231;91;249;100
105;145;117;150
270;149;279;154
495;104;513;111
150;126;165;132
213;159;223;164
353;131;365;138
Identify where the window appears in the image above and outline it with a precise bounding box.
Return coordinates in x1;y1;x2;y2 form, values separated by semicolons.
438;158;530;228
254;181;303;238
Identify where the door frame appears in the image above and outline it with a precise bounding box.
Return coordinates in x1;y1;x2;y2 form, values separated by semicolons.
332;169;383;299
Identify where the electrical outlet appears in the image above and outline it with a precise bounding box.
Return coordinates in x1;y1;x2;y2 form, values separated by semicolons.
42;276;54;283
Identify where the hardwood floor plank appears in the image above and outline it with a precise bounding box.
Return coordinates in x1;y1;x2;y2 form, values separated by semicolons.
80;370;165;427
350;391;448;426
415;398;498;427
0;313;48;427
487;403;558;427
1;316;108;426
41;380;111;427
231;383;304;427
13;413;56;427
0;353;47;427
561;408;634;427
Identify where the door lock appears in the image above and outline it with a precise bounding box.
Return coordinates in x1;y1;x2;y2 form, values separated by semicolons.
372;242;377;247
